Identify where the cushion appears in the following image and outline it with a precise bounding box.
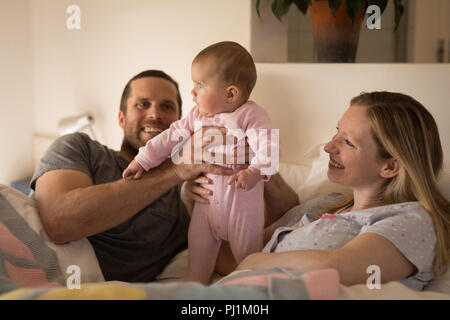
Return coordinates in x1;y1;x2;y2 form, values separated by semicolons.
424;269;450;295
277;162;311;195
438;165;450;201
0;184;104;286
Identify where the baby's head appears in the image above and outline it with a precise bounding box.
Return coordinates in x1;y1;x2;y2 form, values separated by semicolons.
191;41;257;116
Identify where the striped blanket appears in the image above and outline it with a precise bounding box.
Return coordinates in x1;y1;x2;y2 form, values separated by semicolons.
0;185;339;300
0;192;65;294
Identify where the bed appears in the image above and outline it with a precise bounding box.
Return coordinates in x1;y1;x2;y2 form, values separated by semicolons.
1;149;449;300
2;64;450;300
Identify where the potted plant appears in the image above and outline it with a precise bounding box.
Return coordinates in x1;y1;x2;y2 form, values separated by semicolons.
255;0;404;62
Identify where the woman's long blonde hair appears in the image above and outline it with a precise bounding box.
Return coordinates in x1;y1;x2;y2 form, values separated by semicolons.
330;92;450;276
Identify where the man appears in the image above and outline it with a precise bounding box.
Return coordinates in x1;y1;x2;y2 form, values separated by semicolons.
31;70;298;282
31;70;234;282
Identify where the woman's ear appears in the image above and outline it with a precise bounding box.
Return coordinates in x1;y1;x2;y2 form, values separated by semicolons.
380;158;400;179
226;85;240;103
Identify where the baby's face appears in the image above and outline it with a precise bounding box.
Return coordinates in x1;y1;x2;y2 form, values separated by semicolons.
191;61;229;116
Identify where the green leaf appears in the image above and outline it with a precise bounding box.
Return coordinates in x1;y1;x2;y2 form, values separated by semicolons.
271;0;293;21
328;0;343;16
256;0;262;18
367;0;388;15
393;0;404;32
346;0;363;23
292;0;309;14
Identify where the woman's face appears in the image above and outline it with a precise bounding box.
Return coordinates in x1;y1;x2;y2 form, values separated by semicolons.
324;106;389;192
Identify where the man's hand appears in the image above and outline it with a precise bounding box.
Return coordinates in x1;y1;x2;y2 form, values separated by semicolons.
177;126;256;205
181;176;212;208
172;162;233;182
171;126;236;181
177;126;254;166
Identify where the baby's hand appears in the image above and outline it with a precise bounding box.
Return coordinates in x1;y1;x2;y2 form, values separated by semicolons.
227;167;261;190
123;160;145;180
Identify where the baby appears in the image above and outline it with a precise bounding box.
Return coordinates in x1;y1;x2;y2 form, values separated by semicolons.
122;41;279;284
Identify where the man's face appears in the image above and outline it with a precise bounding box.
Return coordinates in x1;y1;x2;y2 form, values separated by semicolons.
119;77;180;153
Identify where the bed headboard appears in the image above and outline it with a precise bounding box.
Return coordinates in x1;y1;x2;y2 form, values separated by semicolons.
253;63;450;167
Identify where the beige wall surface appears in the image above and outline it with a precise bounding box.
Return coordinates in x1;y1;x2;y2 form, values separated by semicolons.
411;0;450;62
0;0;34;184
30;0;252;151
252;63;450;166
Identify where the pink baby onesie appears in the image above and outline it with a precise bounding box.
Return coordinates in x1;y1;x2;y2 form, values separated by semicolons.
134;101;279;283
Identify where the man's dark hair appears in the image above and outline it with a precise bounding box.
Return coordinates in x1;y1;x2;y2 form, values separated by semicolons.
120;70;182;118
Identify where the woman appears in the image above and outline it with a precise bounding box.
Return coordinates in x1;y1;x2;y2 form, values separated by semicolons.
182;91;450;290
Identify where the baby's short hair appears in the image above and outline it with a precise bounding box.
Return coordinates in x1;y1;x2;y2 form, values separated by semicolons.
194;41;257;101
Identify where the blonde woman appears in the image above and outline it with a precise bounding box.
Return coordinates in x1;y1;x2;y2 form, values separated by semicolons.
183;91;450;290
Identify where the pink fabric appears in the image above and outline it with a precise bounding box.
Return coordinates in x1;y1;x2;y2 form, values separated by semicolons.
188;172;265;283
223;272;291;287
133;101;276;284
0;222;62;288
0;223;35;260
222;268;340;300
4;261;61;288
134;101;275;171
303;269;340;300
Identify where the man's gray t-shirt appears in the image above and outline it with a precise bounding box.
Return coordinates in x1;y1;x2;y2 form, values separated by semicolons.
30;133;190;282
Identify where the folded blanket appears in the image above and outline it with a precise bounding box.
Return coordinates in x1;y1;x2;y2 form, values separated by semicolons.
1;267;339;300
0;193;65;294
0;185;340;300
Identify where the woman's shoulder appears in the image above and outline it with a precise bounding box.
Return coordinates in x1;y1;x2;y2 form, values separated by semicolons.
336;201;433;228
353;202;436;246
362;201;431;220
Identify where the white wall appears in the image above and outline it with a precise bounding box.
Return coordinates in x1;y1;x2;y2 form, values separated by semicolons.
252;63;450;166
30;0;252;151
0;0;34;184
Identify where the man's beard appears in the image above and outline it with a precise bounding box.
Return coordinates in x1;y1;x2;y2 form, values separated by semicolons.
121;119;167;157
121;126;146;157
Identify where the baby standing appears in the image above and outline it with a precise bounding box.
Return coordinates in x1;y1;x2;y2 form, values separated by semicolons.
123;41;279;284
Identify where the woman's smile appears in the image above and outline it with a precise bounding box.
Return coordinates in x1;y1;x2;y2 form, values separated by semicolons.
329;158;344;169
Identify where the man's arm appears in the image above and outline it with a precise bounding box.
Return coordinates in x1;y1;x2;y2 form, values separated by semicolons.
263;173;299;227
35;160;232;244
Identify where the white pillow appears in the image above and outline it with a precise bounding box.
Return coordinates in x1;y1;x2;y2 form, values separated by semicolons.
277;162;311;195
424;269;450;295
438;164;450;201
0;184;104;284
155;248;189;282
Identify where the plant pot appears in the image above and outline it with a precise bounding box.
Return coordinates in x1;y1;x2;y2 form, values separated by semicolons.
309;0;365;62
